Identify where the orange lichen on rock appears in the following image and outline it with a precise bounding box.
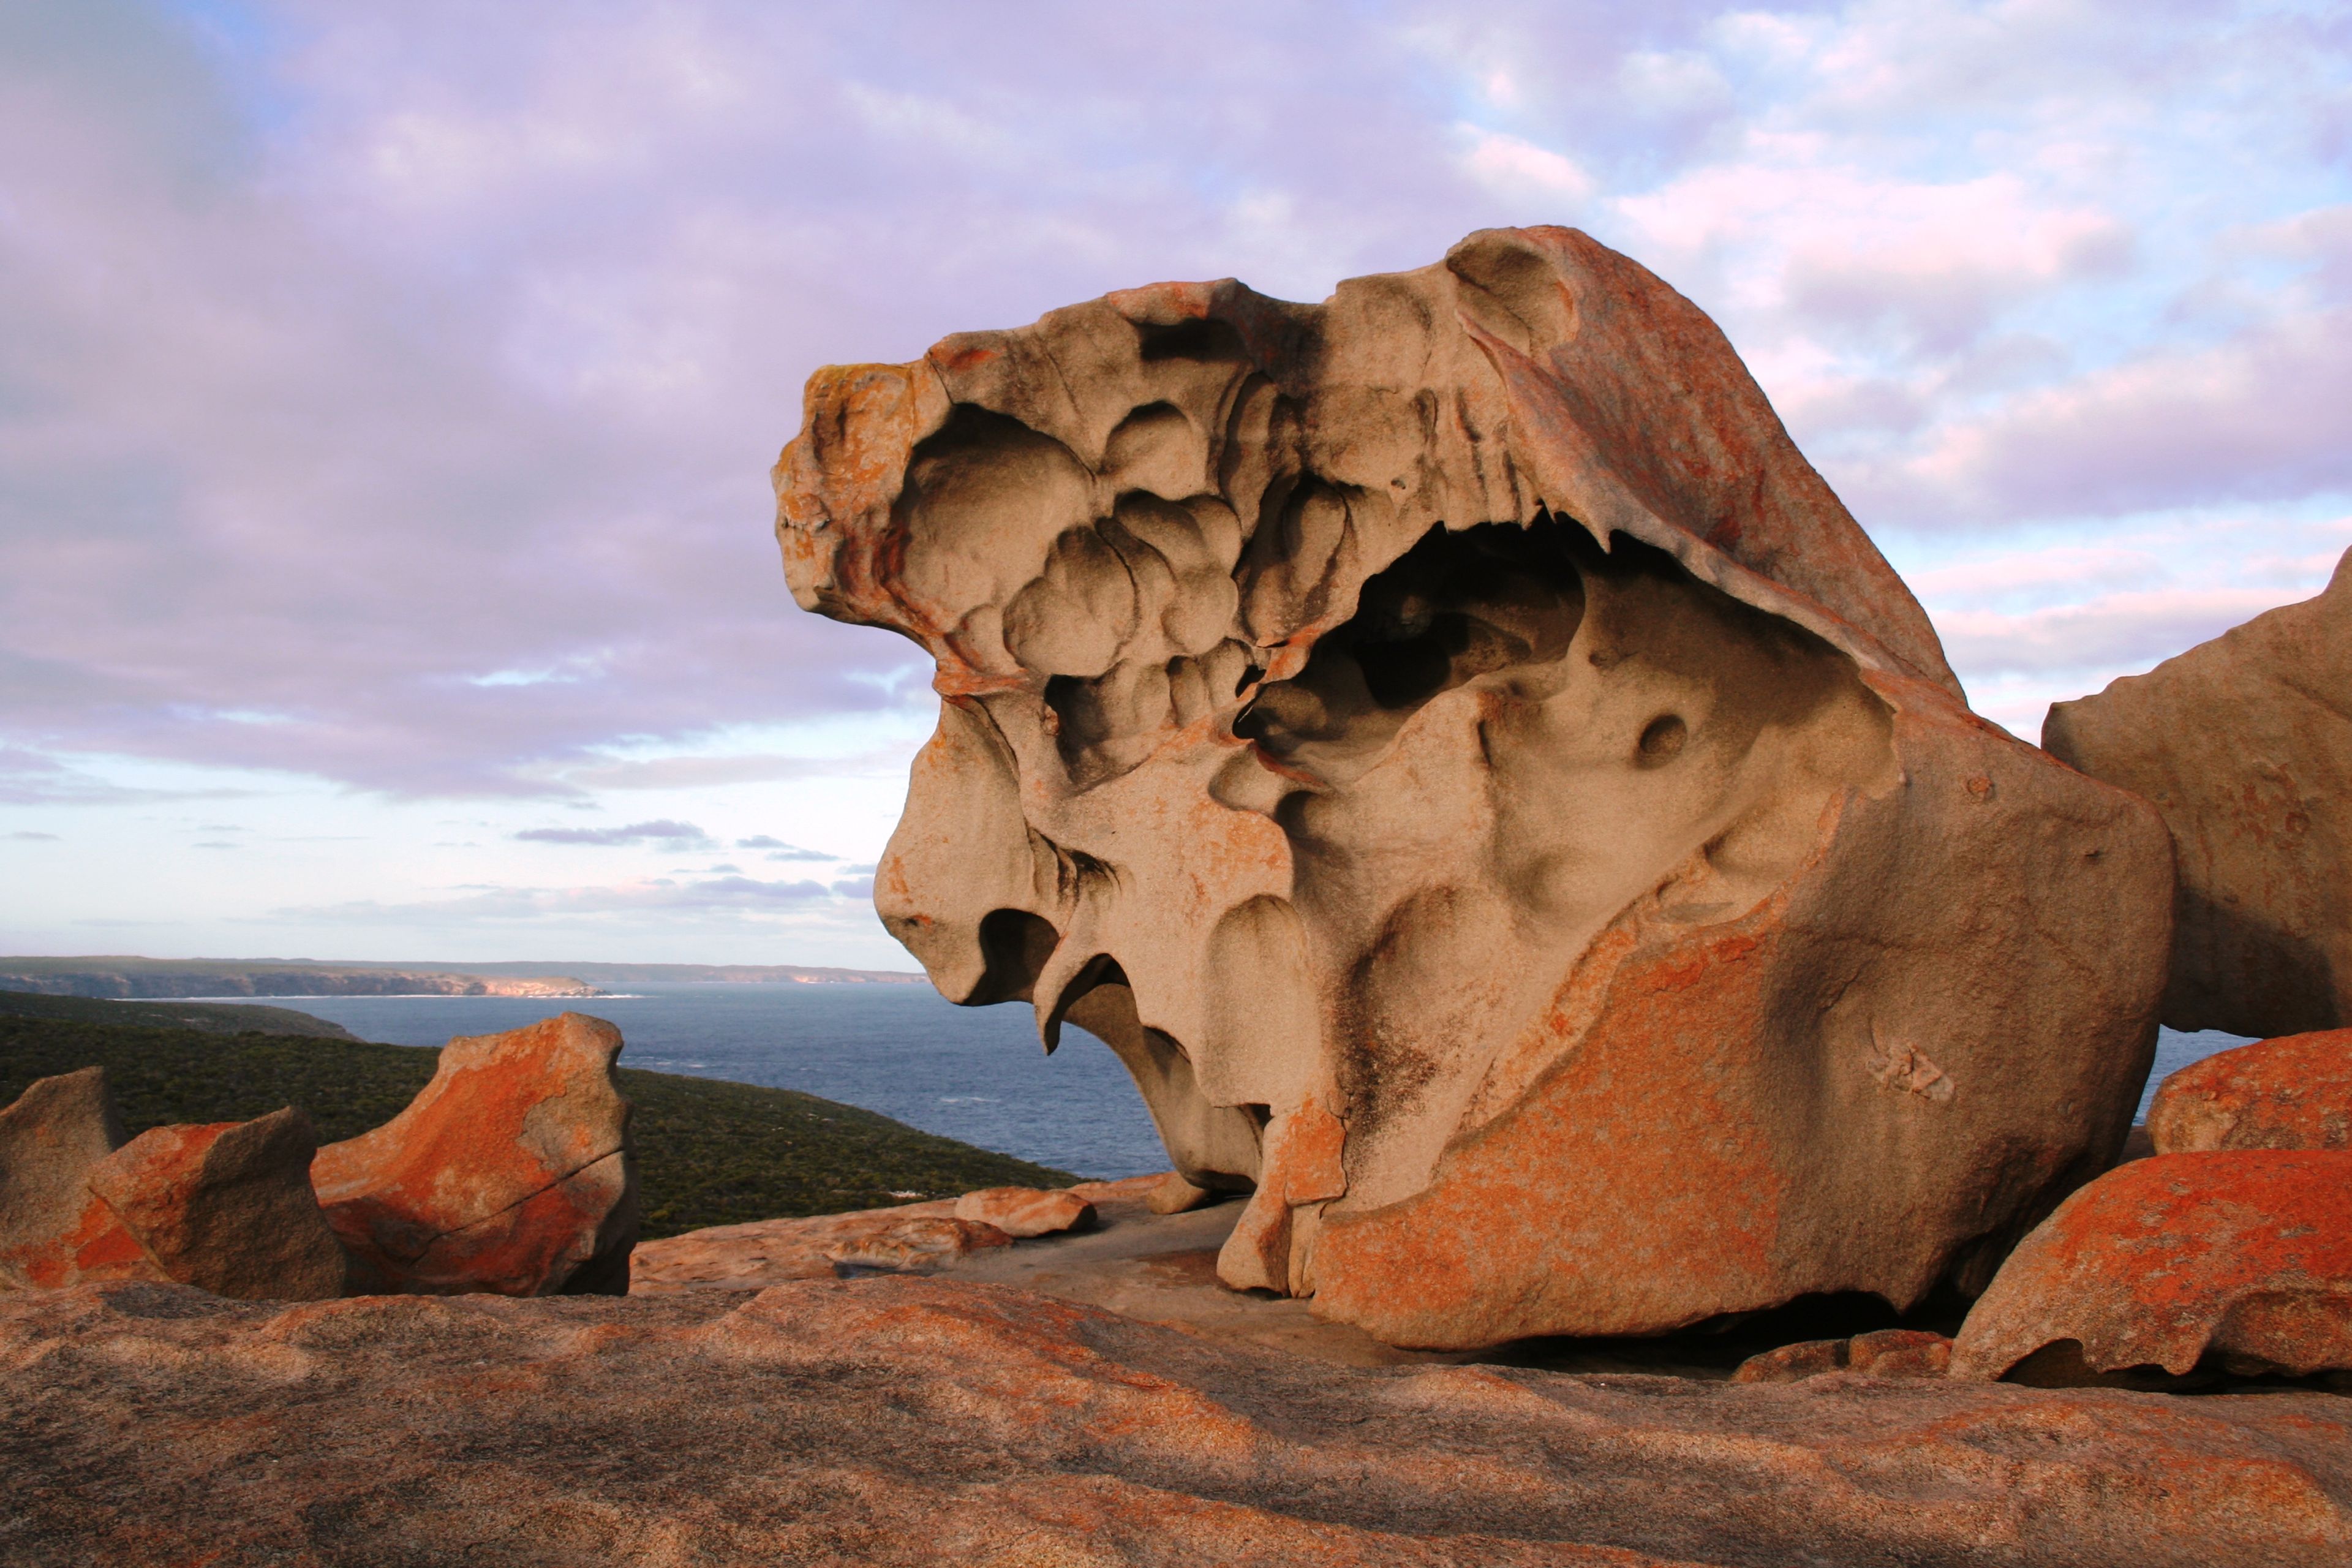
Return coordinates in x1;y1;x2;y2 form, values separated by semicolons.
0;1068;160;1291
1950;1150;2352;1381
310;1012;638;1297
85;1108;349;1301
2150;1028;2352;1153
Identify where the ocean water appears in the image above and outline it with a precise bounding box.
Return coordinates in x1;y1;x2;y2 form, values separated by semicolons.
188;982;2250;1180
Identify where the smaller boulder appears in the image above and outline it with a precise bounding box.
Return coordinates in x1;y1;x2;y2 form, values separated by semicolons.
86;1107;349;1301
1730;1330;1951;1384
2150;1029;2352;1153
953;1186;1096;1238
0;1068;159;1291
1951;1151;2352;1382
1847;1329;1953;1378
1730;1338;1845;1383
311;1012;638;1297
1147;1172;1217;1216
825;1216;1012;1273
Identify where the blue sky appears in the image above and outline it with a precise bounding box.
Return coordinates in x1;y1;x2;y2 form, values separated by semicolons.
2;0;2348;966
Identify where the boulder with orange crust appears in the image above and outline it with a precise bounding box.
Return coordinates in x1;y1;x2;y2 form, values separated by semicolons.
311;1012;638;1296
0;1068;158;1291
772;225;2175;1348
2150;1028;2352;1153
1950;1150;2352;1382
85;1107;349;1300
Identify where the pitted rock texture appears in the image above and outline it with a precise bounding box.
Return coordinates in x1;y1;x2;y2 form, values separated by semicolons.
85;1107;347;1301
309;1012;638;1296
2045;548;2352;1037
1951;1151;2352;1382
774;224;2174;1348
3;1277;2347;1566
2151;1030;2352;1153
0;1068;156;1291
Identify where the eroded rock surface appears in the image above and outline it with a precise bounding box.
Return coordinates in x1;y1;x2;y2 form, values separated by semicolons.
0;1068;156;1291
85;1107;347;1301
2045;549;2352;1037
310;1012;637;1296
2151;1029;2352;1153
2;1276;2346;1566
1951;1151;2352;1382
774;224;2174;1347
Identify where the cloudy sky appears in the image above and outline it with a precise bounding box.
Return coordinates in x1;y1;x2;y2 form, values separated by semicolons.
2;0;2346;968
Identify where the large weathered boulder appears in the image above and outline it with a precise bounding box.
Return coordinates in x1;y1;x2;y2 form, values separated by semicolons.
4;1276;2347;1564
772;225;2174;1347
1950;1150;2352;1382
310;1012;638;1296
0;1068;159;1291
2150;1029;2352;1153
2045;549;2352;1037
84;1107;349;1301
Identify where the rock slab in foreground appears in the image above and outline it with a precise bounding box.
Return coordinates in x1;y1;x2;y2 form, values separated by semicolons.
2045;549;2352;1037
1952;1150;2352;1382
2;1276;2345;1566
309;1012;638;1296
776;223;2174;1347
2151;1029;2352;1153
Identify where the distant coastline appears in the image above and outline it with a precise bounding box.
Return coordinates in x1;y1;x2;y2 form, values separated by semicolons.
0;954;927;1001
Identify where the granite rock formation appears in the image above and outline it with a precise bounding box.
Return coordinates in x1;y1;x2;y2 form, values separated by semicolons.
2150;1030;2352;1153
2045;549;2352;1037
1950;1150;2352;1382
310;1012;638;1296
84;1108;348;1301
3;1276;2345;1566
772;225;2175;1346
0;1068;156;1291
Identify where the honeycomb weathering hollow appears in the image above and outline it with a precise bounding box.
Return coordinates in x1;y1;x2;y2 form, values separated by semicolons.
775;225;2177;1349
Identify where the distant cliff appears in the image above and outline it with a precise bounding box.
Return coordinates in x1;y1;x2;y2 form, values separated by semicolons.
436;962;926;985
0;957;600;1000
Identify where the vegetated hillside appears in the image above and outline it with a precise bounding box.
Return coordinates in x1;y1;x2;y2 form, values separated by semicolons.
0;1016;1081;1240
0;956;597;1000
0;989;365;1042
